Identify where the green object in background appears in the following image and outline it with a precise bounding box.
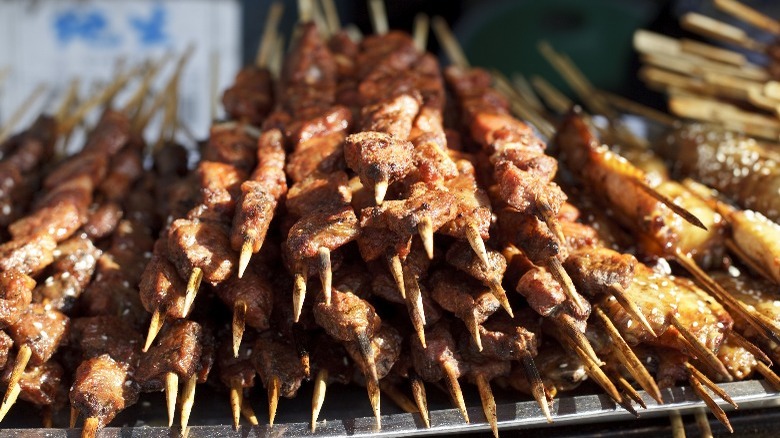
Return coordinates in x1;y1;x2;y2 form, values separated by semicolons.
456;0;661;100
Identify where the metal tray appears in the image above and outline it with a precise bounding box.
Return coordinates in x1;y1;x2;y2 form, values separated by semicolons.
2;379;778;437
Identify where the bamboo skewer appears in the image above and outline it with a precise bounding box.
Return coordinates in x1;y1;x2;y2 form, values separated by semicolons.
0;83;47;143
531;75;573;115
368;0;389;35
413;14;430;52
681;12;766;53
714;0;780;36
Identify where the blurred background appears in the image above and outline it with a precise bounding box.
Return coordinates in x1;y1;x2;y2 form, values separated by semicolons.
0;0;777;142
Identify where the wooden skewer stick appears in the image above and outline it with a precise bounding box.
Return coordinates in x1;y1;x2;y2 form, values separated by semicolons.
70;406;79;428
521;353;552;423
357;332;379;384
311;368;328;432
310;0;330;38
55;79;81;122
511;73;546;115
410;373;430;428
418;216;435;260
82;417;99;438
405;270;427;348
598;90;676;127
687;365;734;433
230;379;243;429
671;315;732;381
366;373;382;429
238;239;254;279
42;407;52;428
257;2;285;69
387;253;406;299
594;308;663;404
487;276;513;318
442;361;469;423
615;374;646;409
297;0;313;23
547;257;588;315
180;374;197;431
669;410;686;438
321;0;341;34
232;301;248;358
143;310;165;352
571;343;623;404
675;251;780;347
686;363;737;409
183;267;203;317
714;0;780;36
632;177;708;230
268;375;281;426
729;331;772;366
293;263;308;323
431;16;469;68
492;71;556;139
556;313;602;366
608;283;658;338
694;408;714;438
413;13;430;52
475;374;498;438
374;179;389;205
318;247;333;305
531;75;573;116
465;224;490;268
681;12;766;53
368;0;389;35
465;314;483;352
0;83;47;143
121;57;166;117
0;344;31;421
380;381;418;414
756;362;780;391
165;372;179;427
135;46;195;134
241;401;259;426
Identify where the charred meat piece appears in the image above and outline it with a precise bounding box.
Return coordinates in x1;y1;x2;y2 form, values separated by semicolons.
139;237;187;319
286;132;347;184
195;161;247;217
11;174;93;241
2;357;66;407
495;160;567;217
252;331;308;398
32;234;100;312
222;67;274;126
286;206;359;260
563;247;636;297
497;209;564;264
516;266;590;322
168;218;236;285
313;289;381;343
217;332;256;390
0;271;34;329
411;322;468;382
439;160;491;239
478;311;541;361
310;334;354;385
345;323;403;380
83;202;123;241
371;272;443;323
344;132;415;196
360;92;422;139
8;303;69;365
204;124;259;171
83;254;148;329
0;234;57;276
70;355;140;428
230;184;276;253
446;241;507;285
214;268;273;331
135;320;204;391
430;269;499;329
286;172;352;218
70;316;142;367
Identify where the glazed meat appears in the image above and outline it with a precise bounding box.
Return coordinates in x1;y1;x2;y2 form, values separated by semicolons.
70;316;142;367
345;323;403;380
344;131;415;194
0;234;57;276
135;320;204;391
286;206;359;259
32;234;100;312
0;271;34;328
2;358;66;407
563;247;636;297
167;218;236;285
222;67;274;126
70;355;139;428
8;303;69;365
214;268;273;331
83;202;123;240
252;331;308;398
430;270;499;327
313;289;381;342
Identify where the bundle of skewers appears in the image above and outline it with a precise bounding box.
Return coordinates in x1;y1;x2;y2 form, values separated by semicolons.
633;0;780;141
2;0;780;436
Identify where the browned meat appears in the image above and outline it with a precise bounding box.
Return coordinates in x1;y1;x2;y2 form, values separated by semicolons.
345;323;403;380
411;321;467;382
70;355;139;428
466;358;511;385
135;320;204;391
286;206;359;259
8;303;69;365
446;241;507;285
11;174;93;241
357;227;412;262
344;131;415;193
196;326;216;384
478;311;541;361
139;237;186;318
515;266;566;318
252;331;308;398
43;152;107;190
432;269;498;325
286;172;352;218
371;272;443;324
82;254;147;329
204;124;259;171
439;160;491;239
167;218;236;285
2;357;66;407
230;184;276;253
497;209;564;264
217;332;256;389
313;289;381;342
222;67;274;126
286;132;347;183
250;128;287;198
153;143;189;180
214;268;273;331
310;334;353;385
195;161;247;217
0;271;34;329
0;233;57;275
411;137;458;184
0;163;27;226
82;110;131;156
3;116;57;173
98;148;143;202
70;316;142;367
83;202;123;240
32;234;100;312
360;92;421;139
0;331;12;370
655;347;689;389
563;247;636;297
495;160;567;216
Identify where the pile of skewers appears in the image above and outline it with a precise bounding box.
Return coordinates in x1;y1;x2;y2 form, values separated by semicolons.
2;0;780;437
